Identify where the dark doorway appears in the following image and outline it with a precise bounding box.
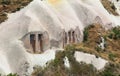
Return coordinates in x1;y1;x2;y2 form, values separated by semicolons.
30;34;36;53
72;31;75;43
38;34;43;52
68;31;71;43
63;32;67;48
65;32;67;44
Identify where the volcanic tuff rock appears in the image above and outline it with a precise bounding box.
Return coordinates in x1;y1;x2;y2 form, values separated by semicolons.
0;0;120;75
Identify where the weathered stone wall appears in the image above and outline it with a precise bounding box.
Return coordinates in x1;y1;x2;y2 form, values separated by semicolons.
21;27;82;54
21;31;50;53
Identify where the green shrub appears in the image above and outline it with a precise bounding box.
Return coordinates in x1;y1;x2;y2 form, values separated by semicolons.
102;70;115;76
108;33;114;39
109;53;116;61
108;27;120;40
83;27;89;42
65;44;76;51
95;46;102;52
98;63;120;76
1;0;10;5
7;73;18;76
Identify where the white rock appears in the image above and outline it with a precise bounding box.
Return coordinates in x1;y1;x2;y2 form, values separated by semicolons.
63;56;70;68
74;51;108;70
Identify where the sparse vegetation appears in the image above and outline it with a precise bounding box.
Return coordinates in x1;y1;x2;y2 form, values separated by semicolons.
109;53;116;61
0;0;33;23
83;25;96;42
0;0;10;5
7;73;18;76
63;24;120;64
83;27;89;42
108;26;120;40
0;0;120;76
99;63;120;76
95;46;102;52
32;45;120;76
32;47;98;76
81;24;120;63
101;0;119;16
0;73;18;76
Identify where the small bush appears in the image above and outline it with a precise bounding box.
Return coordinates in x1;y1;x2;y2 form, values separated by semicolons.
83;28;89;42
108;33;114;39
111;4;116;11
109;53;116;61
95;46;102;52
65;44;76;51
108;27;120;40
1;0;10;5
98;63;120;76
102;70;115;76
7;73;18;76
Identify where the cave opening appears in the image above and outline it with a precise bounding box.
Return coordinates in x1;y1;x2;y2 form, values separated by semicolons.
30;34;36;53
38;34;43;52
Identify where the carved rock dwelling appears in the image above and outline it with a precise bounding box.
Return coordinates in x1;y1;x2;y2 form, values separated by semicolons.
21;27;81;53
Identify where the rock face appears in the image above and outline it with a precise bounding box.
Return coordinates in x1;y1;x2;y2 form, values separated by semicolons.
21;31;50;53
74;51;108;70
0;0;120;75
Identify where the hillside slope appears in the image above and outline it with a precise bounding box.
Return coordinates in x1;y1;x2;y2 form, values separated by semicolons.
0;0;120;76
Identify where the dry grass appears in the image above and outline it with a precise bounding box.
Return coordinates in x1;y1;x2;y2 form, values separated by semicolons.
32;44;120;76
0;0;32;23
101;0;119;16
71;24;120;63
32;50;98;76
31;25;120;75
